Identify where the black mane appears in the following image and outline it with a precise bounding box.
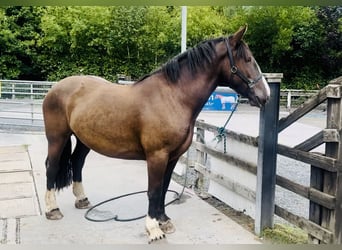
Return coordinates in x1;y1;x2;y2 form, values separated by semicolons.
136;36;249;84
159;37;224;83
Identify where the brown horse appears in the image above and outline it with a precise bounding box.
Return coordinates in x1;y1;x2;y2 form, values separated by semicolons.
42;25;270;243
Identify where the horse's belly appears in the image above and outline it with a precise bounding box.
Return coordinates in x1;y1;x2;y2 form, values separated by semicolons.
68;94;145;159
78;132;146;160
70;115;145;160
93;145;146;160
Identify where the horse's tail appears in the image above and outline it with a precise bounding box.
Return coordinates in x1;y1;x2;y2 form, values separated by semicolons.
54;137;73;190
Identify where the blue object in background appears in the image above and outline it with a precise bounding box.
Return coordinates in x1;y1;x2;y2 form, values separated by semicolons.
203;89;238;111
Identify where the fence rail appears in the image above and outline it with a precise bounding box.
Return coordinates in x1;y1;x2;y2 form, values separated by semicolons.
280;89;320;110
0;80;55;129
0;79;54;99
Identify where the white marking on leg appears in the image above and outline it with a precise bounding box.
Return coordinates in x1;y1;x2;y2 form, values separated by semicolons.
45;189;58;212
145;216;165;243
72;182;86;201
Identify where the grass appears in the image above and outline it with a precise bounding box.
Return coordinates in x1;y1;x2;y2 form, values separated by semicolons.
262;224;308;244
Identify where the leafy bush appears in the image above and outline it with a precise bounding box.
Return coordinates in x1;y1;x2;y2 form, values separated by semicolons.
0;6;340;89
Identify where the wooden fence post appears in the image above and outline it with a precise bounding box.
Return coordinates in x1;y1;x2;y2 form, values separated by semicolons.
255;74;282;235
309;164;324;243
318;77;342;243
195;121;206;196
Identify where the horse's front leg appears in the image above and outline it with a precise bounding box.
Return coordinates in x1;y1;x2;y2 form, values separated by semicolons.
157;157;179;234
145;152;169;243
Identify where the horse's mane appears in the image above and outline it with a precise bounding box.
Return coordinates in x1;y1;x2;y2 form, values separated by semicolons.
136;36;249;84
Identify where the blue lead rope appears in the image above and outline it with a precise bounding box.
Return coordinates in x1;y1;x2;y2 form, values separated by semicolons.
215;98;239;153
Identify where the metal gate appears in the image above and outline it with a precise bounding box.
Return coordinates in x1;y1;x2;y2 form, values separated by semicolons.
0;80;54;131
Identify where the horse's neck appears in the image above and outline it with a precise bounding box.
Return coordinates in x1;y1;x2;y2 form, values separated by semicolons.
178;47;225;116
177;73;219;118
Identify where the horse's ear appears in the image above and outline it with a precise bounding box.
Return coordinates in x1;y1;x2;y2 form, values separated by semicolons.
231;24;248;47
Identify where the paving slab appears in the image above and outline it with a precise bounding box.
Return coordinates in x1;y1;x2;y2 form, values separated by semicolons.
0;144;40;220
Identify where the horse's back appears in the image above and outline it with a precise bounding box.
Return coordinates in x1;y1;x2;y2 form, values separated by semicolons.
44;75;113;108
47;75;111;96
43;75;145;158
43;75;113;134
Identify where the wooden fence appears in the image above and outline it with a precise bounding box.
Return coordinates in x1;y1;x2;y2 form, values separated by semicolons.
278;76;342;243
181;75;342;244
280;89;320;110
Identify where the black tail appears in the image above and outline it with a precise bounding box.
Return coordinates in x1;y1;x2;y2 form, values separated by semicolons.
55;137;73;190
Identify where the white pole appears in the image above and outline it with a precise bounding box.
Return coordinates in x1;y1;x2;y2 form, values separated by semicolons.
181;6;187;53
287;90;292;111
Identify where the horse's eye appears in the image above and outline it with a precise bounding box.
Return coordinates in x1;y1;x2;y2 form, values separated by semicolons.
246;57;252;63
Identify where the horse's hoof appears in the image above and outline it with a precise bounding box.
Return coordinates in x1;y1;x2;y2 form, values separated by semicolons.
75;198;91;209
159;220;176;234
45;208;64;220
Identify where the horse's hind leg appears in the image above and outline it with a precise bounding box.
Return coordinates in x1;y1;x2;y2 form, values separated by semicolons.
45;135;72;220
71;137;91;209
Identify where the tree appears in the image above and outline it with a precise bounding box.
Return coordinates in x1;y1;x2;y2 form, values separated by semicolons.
38;6;114;80
315;6;342;80
0;6;44;80
186;6;230;46
0;8;20;79
107;6;149;79
0;6;340;89
227;6;330;88
139;6;180;73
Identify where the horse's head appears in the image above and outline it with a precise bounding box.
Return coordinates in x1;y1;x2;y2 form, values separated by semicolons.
221;25;270;107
